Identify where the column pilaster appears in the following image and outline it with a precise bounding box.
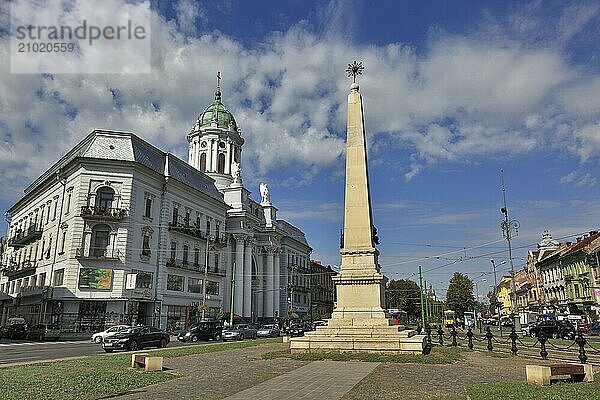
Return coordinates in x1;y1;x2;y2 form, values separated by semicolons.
243;238;254;318
233;234;245;316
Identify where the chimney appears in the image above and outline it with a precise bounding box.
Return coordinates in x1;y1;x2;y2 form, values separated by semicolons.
576;237;582;243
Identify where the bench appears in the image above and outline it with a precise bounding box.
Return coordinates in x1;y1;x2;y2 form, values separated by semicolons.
526;363;594;386
131;353;163;372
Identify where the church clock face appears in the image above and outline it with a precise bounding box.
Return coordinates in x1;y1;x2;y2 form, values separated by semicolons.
219;141;226;149
201;141;207;148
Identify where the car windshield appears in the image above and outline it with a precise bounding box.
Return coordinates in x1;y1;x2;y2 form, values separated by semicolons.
121;327;141;334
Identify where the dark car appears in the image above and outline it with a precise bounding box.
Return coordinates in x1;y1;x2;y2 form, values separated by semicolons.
289;323;305;337
585;322;600;335
529;320;576;340
26;324;61;341
102;326;170;352
178;321;223;342
3;318;28;340
222;324;257;341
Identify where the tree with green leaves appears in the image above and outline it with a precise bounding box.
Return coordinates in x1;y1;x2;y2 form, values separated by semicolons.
385;279;421;322
446;272;475;319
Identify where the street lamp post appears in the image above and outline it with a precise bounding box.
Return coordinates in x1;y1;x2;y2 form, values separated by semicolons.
201;234;216;321
500;170;521;333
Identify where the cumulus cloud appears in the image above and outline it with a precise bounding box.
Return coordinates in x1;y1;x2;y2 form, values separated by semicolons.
1;0;600;208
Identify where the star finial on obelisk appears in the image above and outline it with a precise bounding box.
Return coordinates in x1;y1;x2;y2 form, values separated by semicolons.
346;61;364;83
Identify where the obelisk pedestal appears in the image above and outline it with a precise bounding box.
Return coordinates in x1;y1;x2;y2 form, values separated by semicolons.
290;68;425;354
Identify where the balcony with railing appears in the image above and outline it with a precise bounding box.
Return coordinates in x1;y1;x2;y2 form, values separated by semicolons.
168;222;206;240
80;206;127;221
208;268;226;277
165;258;202;272
76;247;121;260
1;259;37;279
8;224;43;248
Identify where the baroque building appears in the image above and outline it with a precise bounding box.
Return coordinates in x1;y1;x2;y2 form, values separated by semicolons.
0;81;311;333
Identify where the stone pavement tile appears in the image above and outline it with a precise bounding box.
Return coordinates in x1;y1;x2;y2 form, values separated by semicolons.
223;361;380;400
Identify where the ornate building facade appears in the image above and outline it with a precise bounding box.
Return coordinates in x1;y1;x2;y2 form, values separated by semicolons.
0;82;312;333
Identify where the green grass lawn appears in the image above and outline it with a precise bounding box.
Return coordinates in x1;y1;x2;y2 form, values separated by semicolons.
0;338;281;400
467;379;600;400
262;344;466;364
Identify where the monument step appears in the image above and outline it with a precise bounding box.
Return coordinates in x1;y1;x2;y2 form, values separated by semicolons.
289;334;426;355
312;326;417;338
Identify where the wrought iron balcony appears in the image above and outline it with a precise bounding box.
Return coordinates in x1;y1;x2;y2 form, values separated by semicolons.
80;206;127;221
1;260;37;279
208;268;226;277
76;247;121;260
165;259;202;272
8;224;43;248
168;222;206;240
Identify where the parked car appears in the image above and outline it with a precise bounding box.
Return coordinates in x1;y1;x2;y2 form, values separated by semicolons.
257;324;281;338
222;324;257;341
91;325;131;343
585;322;600;335
102;326;170;352
26;324;61;341
529;320;576;340
178;321;223;342
289;323;305;337
3;318;28;340
312;320;328;330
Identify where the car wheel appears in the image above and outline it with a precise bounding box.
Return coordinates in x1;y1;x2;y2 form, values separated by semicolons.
94;336;102;343
159;338;167;348
191;335;198;343
104;349;113;353
214;333;222;341
129;341;139;351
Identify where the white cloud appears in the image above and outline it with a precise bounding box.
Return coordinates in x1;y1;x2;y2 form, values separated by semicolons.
1;0;600;208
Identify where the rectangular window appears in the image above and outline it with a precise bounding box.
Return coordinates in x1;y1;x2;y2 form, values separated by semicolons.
40;240;45;260
53;268;65;286
167;274;184;291
196;216;201;229
131;270;153;289
39;273;46;287
184;211;190;227
60;230;67;254
29;275;36;287
46;237;52;259
40;208;45;226
183;245;189;265
172;207;178;226
215;223;220;239
187;277;202;293
206;219;210;235
206;280;219;296
170;242;177;261
10;281;15;294
144;197;152;218
142;235;151;256
65;191;72;214
214;253;219;270
194;248;200;267
0;284;4;293
53;197;58;220
46;204;51;224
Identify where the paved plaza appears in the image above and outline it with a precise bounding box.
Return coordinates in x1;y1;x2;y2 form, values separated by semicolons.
111;342;566;400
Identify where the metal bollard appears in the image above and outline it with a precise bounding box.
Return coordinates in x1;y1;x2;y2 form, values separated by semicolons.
425;325;432;345
437;325;444;345
451;326;458;347
466;327;473;350
509;327;518;356
485;326;493;352
538;333;548;360
575;331;588;364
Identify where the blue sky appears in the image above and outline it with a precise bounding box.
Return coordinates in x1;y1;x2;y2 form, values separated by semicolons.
2;0;600;299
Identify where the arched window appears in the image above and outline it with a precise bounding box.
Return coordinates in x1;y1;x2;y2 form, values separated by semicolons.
199;153;207;172
91;224;111;257
96;187;115;210
218;153;225;174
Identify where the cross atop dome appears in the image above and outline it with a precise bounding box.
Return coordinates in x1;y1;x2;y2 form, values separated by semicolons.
346;60;364;83
214;71;222;102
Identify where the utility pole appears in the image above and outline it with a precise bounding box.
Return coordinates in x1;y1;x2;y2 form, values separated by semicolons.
424;279;430;326
419;266;425;327
500;170;521;333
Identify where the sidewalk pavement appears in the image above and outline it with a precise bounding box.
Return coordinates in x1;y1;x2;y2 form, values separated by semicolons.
112;342;567;400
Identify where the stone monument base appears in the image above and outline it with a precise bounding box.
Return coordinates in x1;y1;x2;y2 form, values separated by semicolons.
289;320;426;354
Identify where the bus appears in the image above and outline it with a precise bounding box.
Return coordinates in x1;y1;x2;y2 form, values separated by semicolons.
443;310;456;328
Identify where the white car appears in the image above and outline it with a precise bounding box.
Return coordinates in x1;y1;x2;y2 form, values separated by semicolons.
91;325;131;343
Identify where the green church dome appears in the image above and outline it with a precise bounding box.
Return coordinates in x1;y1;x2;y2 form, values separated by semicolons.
197;87;237;130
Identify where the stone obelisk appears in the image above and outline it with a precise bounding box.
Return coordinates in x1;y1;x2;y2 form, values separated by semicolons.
290;62;425;354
